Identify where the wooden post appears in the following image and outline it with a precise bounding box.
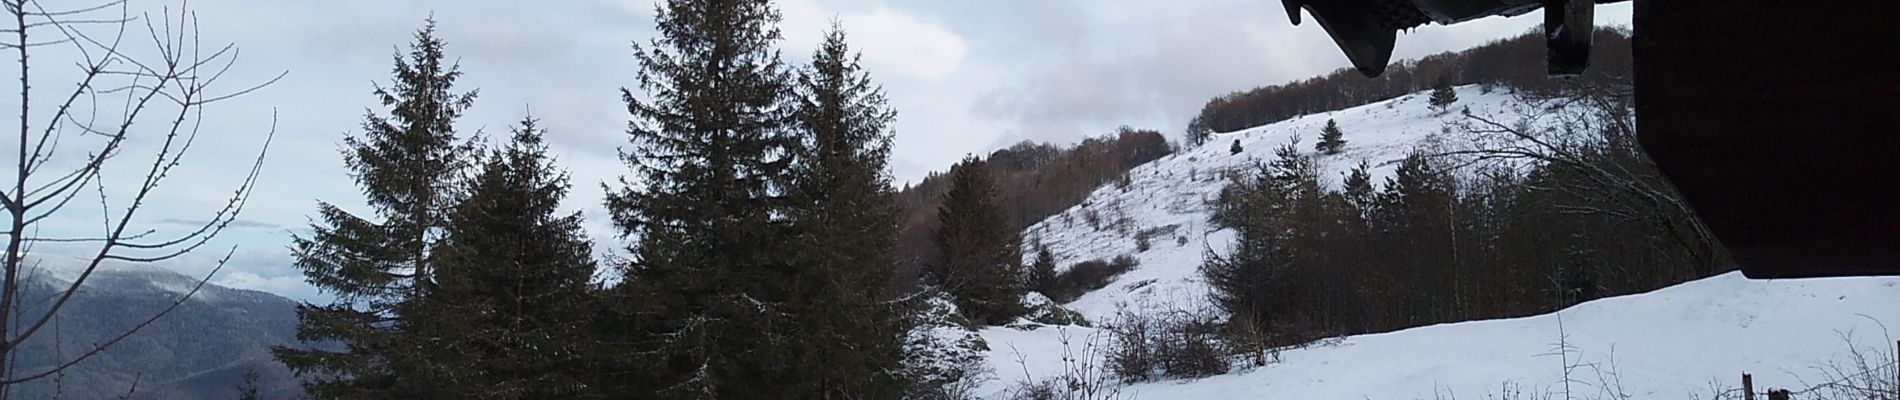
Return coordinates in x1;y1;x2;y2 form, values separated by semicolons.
1742;373;1754;400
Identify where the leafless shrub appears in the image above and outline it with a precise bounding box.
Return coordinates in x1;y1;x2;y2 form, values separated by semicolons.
1674;319;1900;400
1419;353;1632;400
1223;316;1277;367
0;0;277;393
1106;307;1227;382
1790;320;1898;400
1439;82;1725;279
1425;382;1553;400
1009;378;1058;400
1006;329;1127;400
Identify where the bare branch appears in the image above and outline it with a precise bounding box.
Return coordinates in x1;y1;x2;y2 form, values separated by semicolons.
0;1;277;391
18;0;124;18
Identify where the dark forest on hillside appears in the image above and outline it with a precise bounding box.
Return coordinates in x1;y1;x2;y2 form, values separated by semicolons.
894;128;1172;292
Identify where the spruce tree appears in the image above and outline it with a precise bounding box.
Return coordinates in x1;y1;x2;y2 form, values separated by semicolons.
602;0;796;397
1342;160;1377;213
931;156;1026;325
1376;151;1456;323
1202;158;1295;346
273;20;478;399
409;118;599;398
1378;151;1454;229
1316;119;1347;155
1029;243;1058;297
1429;75;1459;111
779;23;906;397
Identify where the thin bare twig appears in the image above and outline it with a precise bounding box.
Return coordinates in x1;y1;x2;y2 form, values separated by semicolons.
0;0;278;394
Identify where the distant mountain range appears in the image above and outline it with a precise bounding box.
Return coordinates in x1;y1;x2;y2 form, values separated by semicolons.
8;256;302;400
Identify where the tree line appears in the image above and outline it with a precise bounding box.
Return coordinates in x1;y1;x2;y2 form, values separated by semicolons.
264;1;1006;397
1203;79;1730;351
1187;27;1634;144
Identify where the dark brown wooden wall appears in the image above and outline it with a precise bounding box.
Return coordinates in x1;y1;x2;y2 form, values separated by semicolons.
1634;0;1900;277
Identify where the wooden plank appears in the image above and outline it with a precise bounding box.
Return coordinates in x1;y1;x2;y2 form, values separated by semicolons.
1742;373;1753;400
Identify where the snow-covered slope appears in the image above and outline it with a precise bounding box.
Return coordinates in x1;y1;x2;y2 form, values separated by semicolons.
978;272;1900;399
1108;272;1900;399
1022;85;1522;322
25;254;219;300
6;255;305;399
968;86;1900;399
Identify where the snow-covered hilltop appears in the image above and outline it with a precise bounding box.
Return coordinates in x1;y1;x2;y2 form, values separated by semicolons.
1021;85;1522;322
968;86;1900;399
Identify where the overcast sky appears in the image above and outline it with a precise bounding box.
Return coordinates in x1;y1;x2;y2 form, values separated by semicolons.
7;0;1631;302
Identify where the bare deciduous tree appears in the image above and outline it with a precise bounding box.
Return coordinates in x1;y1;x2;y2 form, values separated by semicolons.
1439;81;1726;281
0;0;276;397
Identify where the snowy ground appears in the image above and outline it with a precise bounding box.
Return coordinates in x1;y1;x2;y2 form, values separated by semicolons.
964;86;1900;399
977;272;1900;399
1110;273;1900;399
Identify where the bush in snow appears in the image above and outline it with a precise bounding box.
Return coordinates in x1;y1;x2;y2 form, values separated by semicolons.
901;290;994;399
1008;379;1058;400
1133;225;1178;253
1044;255;1139;303
1020;292;1090;327
1105;308;1228;382
1429;74;1460;112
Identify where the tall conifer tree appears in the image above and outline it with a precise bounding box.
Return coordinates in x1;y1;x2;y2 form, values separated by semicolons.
1029;244;1058;297
779;23;907;398
274;20;478;399
1343;160;1377;213
410;118;598;398
931;157;1025;325
603;0;796;397
1376;151;1456;323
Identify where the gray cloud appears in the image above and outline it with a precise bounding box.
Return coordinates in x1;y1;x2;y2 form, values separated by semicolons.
957;0;1632;148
